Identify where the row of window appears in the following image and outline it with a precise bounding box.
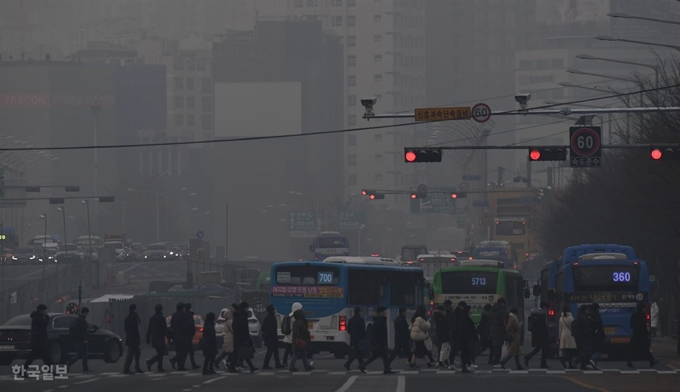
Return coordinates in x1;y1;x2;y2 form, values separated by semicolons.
347;153;385;166
175;114;213;130
347;54;424;69
174;96;212;111
174;58;209;72
174;77;213;93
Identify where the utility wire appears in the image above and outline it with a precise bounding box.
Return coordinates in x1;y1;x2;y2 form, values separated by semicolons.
0;83;675;152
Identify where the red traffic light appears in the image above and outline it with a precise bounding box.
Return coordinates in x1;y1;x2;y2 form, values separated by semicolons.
369;194;376;200
405;151;417;162
651;149;662;160
410;193;417;199
451;193;458;199
529;149;541;161
361;190;368;196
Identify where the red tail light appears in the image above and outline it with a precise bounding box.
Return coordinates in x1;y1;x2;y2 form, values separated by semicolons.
573;262;579;266
450;258;456;262
339;315;347;332
548;309;555;317
645;303;651;327
199;327;204;332
371;253;380;257
513;264;518;270
419;258;425;262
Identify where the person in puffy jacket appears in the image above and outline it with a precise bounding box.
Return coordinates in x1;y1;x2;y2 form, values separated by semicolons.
214;305;237;373
498;308;523;370
409;305;435;369
289;309;313;372
24;304;51;367
282;302;302;367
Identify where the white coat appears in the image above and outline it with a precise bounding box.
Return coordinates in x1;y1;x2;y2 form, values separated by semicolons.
650;302;659;328
559;313;577;350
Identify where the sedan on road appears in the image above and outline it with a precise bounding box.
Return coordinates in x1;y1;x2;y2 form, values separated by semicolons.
11;247;40;264
0;313;123;365
143;243;172;261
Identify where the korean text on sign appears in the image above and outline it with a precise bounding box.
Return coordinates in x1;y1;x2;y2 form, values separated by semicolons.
414;107;471;122
271;286;344;299
12;364;68;381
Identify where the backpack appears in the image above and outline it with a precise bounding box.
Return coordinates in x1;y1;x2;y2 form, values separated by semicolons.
281;315;292;336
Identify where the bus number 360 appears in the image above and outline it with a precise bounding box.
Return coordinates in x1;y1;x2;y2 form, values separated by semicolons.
612;272;631;282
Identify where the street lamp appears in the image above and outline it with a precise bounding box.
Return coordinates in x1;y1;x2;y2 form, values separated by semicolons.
594;35;680;53
565;68;636;83
57;207;66;268
607;12;680;27
82;200;92;264
558;83;617;144
575;54;660;87
39;214;47;281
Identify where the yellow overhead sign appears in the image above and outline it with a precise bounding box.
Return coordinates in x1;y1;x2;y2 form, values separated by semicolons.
415;107;471;122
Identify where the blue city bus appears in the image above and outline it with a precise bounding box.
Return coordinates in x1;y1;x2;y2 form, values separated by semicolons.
270;257;427;359
472;245;516;270
309;231;349;260
538;244;650;358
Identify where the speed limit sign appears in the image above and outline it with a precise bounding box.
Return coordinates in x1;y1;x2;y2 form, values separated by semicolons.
569;126;602;167
471;103;491;123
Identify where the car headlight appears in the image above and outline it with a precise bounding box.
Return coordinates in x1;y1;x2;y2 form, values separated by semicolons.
170;252;174;255
11;256;17;260
163;255;167;258
30;255;36;260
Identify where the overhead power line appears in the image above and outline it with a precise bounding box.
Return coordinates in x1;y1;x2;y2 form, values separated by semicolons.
0;83;676;152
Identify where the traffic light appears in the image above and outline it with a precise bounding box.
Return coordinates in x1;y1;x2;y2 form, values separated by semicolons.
450;192;468;199
361;189;373;196
528;147;567;162
410;191;427;199
404;148;443;163
368;193;385;200
650;147;680;161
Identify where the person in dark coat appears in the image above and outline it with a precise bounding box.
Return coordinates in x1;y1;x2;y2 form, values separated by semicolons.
289;308;313;372
524;301;550;369
169;302;189;370
627;302;659;368
448;301;467;368
388;307;412;364
201;312;217;375
359;306;392;374
145;304;167;372
123;304;144;374
488;298;507;365
23;304;51;367
344;307;366;370
67;307;92;372
183;303;201;369
477;304;492;359
262;305;283;369
573;304;594;370
433;305;451;367
589;303;606;369
233;302;257;372
459;305;478;373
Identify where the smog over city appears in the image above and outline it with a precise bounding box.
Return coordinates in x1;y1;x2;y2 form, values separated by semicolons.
0;1;679;391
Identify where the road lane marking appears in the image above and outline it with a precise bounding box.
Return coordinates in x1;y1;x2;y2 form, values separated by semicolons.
100;372;119;375
203;376;226;384
334;375;357;392
396;375;405;392
192;385;200;388
122;263;141;273
562;376;612;392
182;389;191;391
74;378;99;385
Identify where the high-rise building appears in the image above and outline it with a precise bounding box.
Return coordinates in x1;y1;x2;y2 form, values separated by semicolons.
253;0;427;208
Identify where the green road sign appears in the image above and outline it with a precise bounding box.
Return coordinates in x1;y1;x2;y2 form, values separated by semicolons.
338;211;366;231
288;211;317;231
410;187;457;213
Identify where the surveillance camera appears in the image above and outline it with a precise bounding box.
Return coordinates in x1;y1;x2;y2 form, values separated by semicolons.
515;93;531;109
361;97;378;116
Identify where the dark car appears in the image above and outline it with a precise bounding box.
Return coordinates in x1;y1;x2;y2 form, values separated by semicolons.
0;313;123;366
11;247;40;264
143;243;171;261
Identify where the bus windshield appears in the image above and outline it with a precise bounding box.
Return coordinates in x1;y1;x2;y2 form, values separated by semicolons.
440;270;499;294
495;221;526;236
573;265;639;292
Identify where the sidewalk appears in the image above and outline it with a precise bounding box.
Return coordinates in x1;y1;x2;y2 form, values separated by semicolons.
651;337;678;359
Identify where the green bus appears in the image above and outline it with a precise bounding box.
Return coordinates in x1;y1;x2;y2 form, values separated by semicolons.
255;272;270;291
432;259;530;325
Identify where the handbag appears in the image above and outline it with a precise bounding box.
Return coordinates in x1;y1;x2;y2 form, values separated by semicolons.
294;338;308;351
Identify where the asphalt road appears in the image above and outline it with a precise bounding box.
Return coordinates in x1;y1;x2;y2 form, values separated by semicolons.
1;347;678;392
0;263;59;288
